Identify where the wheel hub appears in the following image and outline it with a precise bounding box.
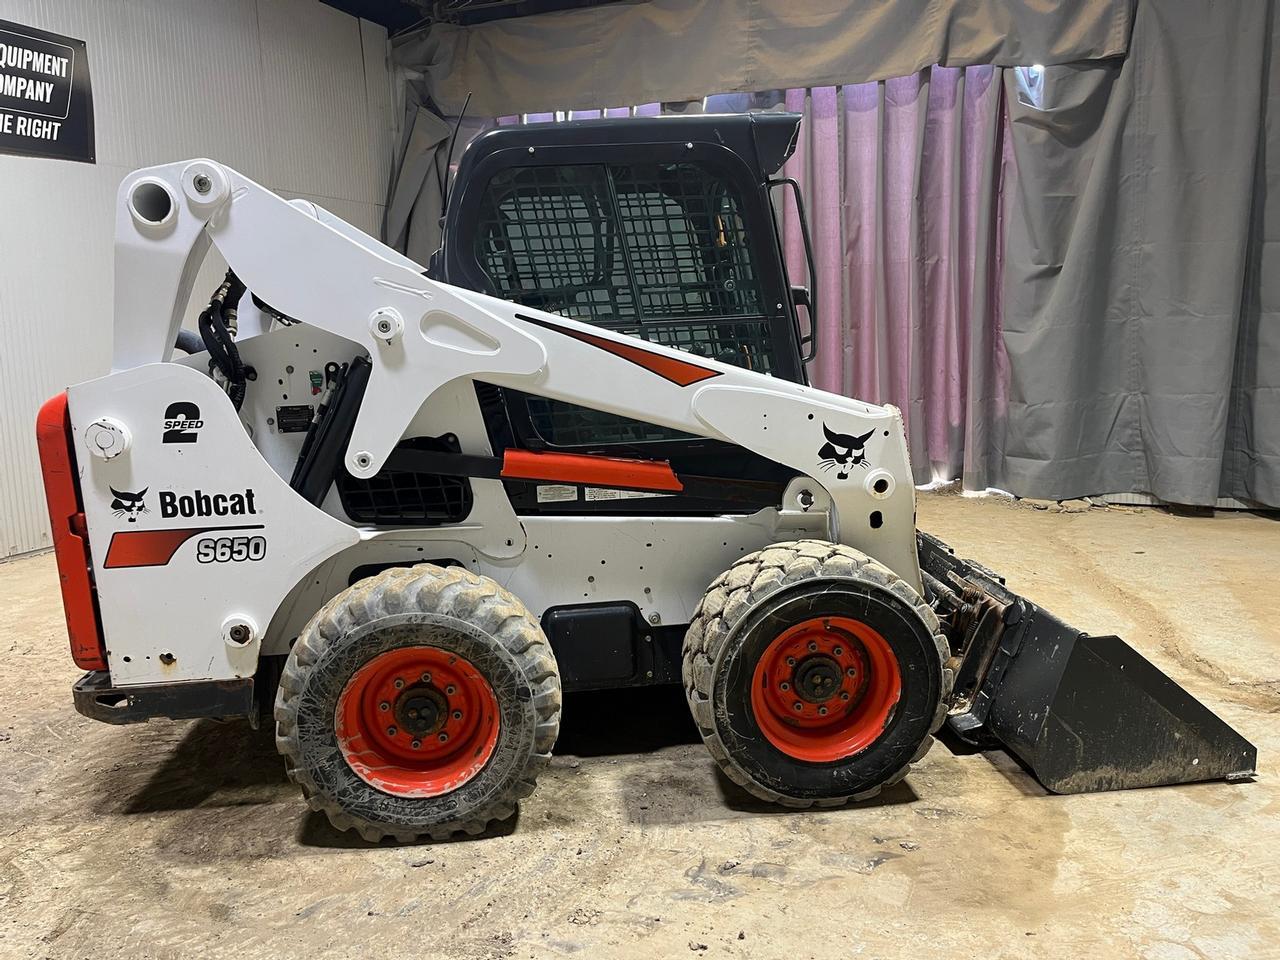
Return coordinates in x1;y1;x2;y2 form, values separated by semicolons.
396;686;447;736
749;615;903;763
335;646;500;798
794;655;843;703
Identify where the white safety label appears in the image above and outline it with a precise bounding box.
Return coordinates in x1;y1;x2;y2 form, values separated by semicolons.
536;484;578;503
584;487;670;501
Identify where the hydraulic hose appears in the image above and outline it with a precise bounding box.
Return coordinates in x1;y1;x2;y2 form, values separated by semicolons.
198;269;249;410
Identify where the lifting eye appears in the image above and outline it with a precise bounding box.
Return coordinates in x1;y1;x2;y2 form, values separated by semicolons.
128;180;175;226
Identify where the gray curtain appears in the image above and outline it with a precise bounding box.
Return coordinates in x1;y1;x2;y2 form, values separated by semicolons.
386;0;1133;294
1225;3;1280;507
999;0;1276;505
383;95;452;263
395;0;1133;118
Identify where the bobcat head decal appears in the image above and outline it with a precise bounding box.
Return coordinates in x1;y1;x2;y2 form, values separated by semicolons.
818;425;874;480
110;487;149;523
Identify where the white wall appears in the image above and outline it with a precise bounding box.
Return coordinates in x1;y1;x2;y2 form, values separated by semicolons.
0;0;392;558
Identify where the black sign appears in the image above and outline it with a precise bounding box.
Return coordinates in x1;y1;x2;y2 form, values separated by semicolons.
0;18;94;163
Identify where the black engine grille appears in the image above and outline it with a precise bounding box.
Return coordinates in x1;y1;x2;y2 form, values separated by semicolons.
336;437;473;525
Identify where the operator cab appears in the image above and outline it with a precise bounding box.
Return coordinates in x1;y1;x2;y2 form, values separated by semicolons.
418;113;819;518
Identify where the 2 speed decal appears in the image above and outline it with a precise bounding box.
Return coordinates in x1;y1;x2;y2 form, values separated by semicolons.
162;401;202;444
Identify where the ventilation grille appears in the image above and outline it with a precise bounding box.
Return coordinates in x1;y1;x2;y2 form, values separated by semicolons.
336;437;473;525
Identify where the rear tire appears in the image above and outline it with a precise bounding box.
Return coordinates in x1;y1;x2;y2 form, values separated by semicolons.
275;564;561;842
682;540;951;806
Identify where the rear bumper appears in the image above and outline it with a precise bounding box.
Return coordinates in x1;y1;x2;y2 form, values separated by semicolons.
36;393;107;671
73;670;256;725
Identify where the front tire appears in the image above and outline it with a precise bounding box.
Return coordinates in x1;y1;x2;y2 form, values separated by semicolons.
275;565;561;842
683;540;951;806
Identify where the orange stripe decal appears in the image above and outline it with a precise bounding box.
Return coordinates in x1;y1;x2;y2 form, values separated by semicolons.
502;449;683;492
516;313;721;387
104;525;264;569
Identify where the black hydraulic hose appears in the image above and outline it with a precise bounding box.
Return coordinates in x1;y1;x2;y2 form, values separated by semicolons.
198;269;249;410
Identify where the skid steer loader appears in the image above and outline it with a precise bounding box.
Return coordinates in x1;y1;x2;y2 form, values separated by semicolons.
37;114;1255;841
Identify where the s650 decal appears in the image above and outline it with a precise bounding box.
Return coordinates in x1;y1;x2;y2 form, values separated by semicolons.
196;534;267;564
104;524;265;569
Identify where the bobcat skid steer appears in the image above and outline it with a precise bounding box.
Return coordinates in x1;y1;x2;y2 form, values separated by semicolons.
37;114;1254;841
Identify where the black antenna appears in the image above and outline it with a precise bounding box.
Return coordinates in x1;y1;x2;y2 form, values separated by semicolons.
439;91;472;226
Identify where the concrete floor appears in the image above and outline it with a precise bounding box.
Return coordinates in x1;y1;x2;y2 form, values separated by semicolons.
0;492;1276;959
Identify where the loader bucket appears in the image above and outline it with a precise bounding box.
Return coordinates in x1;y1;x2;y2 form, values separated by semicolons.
919;533;1258;794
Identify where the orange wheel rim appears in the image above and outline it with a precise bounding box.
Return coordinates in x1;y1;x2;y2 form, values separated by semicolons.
749;615;902;763
335;646;500;798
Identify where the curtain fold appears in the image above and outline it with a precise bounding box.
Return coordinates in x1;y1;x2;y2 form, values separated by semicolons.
393;0;1133;119
1000;0;1274;505
1222;1;1280;507
778;69;1009;484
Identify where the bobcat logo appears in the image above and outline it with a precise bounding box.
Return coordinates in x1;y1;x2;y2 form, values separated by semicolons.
110;487;149;523
818;425;874;480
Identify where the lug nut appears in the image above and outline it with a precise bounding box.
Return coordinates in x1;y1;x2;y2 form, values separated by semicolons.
846;667;857;677
452;710;462;720
394;678;404;689
786;657;796;667
379;701;389;712
411;739;422;749
833;647;843;656
808;641;818;652
446;685;456;695
387;726;397;736
841;692;850;701
818;706;828;716
438;732;449;742
421;672;431;683
793;702;803;712
780;681;790;691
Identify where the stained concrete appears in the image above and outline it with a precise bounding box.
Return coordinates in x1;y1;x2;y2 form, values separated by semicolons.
0;492;1276;959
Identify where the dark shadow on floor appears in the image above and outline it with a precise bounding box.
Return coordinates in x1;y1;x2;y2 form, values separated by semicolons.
104;684;701;825
112;718;286;815
938;724;1047;796
556;683;701;756
937;725;986;757
297;808;521;849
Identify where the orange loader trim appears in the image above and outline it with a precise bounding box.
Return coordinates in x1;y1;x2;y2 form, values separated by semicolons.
501;449;684;493
36;393;107;671
516;313;721;387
